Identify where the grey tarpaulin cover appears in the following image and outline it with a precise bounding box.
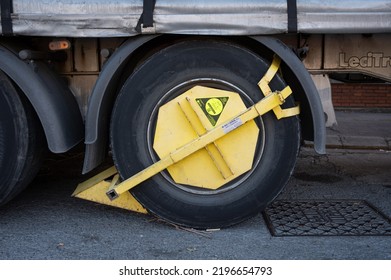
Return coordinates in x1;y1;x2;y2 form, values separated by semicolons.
1;0;390;37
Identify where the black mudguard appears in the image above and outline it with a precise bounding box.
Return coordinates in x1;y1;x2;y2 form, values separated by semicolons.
0;44;83;153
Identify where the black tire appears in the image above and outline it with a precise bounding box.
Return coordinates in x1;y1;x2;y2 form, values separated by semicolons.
0;71;44;206
111;40;300;229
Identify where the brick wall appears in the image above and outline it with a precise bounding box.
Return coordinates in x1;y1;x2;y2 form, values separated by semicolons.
331;83;391;108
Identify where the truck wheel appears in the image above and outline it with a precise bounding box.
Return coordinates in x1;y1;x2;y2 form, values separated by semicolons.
0;71;44;206
111;40;300;229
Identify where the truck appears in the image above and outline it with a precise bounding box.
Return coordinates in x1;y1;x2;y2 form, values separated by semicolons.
1;0;390;229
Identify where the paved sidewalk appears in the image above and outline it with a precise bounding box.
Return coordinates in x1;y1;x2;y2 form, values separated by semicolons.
325;110;391;150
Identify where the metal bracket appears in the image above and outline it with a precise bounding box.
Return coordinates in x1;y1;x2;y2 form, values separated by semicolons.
140;24;156;34
258;55;300;119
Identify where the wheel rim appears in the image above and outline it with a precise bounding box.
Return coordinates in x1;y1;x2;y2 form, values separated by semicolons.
146;78;266;195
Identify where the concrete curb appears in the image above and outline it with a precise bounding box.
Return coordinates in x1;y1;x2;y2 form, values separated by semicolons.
304;111;391;151
326;135;390;150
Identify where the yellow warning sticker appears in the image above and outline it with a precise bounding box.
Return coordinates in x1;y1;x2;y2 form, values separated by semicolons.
205;98;224;116
196;97;229;126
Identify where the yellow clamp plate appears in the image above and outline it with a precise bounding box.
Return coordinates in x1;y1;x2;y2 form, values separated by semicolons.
153;86;260;190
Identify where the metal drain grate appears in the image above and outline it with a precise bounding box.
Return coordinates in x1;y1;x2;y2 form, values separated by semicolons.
263;200;391;236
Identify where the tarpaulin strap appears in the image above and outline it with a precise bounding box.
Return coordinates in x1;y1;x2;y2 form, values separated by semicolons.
135;0;156;33
1;0;13;36
287;0;298;33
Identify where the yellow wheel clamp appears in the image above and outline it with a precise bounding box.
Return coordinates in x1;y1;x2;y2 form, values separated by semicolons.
72;56;300;213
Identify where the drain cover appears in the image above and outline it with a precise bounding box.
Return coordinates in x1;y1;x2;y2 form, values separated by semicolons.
263;200;391;236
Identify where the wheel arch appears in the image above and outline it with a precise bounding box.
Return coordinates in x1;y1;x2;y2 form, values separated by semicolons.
0;44;84;153
83;35;326;173
249;36;326;154
83;35;159;173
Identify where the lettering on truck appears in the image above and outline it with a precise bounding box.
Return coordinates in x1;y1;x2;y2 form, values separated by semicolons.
339;52;391;68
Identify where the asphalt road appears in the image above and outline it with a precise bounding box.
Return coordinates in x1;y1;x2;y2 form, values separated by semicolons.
1;147;390;260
